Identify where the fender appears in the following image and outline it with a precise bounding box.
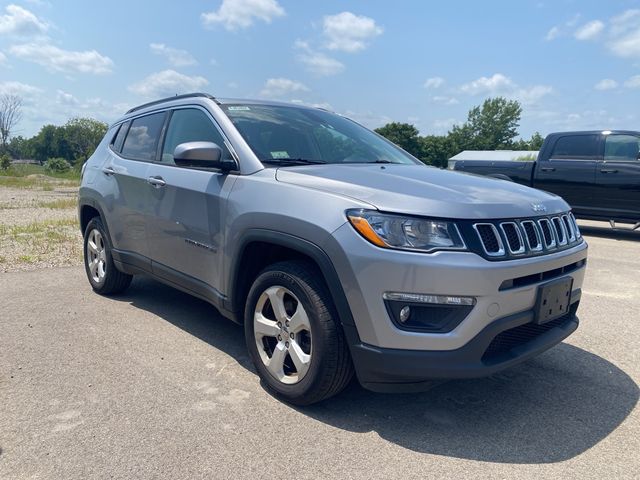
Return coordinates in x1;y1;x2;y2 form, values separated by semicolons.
227;229;358;333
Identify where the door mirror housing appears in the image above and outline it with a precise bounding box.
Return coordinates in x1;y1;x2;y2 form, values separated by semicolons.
173;141;237;171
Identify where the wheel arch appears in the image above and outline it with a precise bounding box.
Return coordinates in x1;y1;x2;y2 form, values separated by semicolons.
227;230;357;332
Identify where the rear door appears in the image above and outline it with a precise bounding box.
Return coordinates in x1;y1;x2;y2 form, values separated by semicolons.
594;133;640;220
102;112;166;259
145;107;237;293
533;134;600;212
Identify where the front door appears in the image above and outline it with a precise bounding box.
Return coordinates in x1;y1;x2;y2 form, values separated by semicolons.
145;107;237;293
534;133;600;213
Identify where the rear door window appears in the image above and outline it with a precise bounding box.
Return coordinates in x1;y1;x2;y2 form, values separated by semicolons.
550;135;600;160
604;134;640;161
121;112;166;161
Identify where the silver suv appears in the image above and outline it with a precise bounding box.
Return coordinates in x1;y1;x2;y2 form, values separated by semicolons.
79;93;588;405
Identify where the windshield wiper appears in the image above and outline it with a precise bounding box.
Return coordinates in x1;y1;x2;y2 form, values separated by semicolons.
261;158;327;166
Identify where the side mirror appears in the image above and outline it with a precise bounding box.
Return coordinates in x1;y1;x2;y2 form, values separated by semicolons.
173;141;236;171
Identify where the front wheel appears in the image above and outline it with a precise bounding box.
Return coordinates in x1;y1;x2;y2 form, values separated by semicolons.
244;261;354;405
83;217;132;295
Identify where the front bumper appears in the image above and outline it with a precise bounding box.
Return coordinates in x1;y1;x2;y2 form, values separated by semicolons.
344;295;579;392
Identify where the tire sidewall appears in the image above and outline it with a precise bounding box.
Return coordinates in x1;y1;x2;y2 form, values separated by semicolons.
83;217;113;292
244;268;329;400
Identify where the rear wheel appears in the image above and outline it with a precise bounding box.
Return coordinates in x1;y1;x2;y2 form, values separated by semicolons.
83;217;132;295
244;261;353;405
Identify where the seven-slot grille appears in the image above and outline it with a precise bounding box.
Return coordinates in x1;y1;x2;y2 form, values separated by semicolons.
473;213;581;258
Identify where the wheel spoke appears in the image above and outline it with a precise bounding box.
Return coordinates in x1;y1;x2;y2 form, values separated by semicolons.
89;258;99;277
97;260;106;278
254;313;280;338
289;340;311;378
266;342;287;379
266;287;288;323
88;239;98;254
288;303;310;333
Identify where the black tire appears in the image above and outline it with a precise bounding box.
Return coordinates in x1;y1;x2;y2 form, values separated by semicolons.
244;260;354;405
83;216;132;295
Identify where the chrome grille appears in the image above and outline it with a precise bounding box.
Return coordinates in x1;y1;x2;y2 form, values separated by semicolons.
500;222;525;254
537;218;556;249
473;223;504;256
472;213;582;259
521;220;542;251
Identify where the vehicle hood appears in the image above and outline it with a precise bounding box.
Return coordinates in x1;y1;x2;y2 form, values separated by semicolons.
275;164;569;219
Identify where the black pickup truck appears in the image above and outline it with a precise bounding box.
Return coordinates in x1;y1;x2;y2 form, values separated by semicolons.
452;130;640;224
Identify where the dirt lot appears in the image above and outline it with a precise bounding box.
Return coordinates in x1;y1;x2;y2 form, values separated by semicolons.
0;176;81;272
0;184;638;479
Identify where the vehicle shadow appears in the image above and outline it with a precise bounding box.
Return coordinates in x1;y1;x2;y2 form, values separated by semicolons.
116;276;639;465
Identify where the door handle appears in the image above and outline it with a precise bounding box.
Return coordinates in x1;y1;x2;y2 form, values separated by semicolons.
540;167;556;172
147;176;166;187
600;169;619;174
102;167;116;175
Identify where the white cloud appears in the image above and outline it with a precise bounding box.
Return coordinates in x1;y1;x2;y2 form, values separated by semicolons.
608;10;640;58
0;80;41;96
624;75;640;88
150;43;197;67
260;78;309;97
295;40;344;76
595;78;618;90
460;73;515;95
201;0;284;31
0;51;6;65
55;89;79;106
460;73;552;105
431;95;459;105
574;20;604;40
545;26;560;41
0;4;47;37
128;70;209;97
423;77;444;89
9;42;113;74
322;12;383;53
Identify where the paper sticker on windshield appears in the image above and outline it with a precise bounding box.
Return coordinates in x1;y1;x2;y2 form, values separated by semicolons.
271;151;289;159
227;106;250;111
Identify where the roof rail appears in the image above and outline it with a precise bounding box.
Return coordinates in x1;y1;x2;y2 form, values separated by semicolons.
126;92;217;114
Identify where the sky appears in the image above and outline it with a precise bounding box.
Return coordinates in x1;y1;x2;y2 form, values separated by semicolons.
2;0;640;139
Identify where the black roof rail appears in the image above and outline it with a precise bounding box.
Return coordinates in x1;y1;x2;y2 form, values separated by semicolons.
126;92;217;114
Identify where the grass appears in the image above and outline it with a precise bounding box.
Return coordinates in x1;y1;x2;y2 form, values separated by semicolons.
0;163;81;180
0;218;79;238
38;198;78;209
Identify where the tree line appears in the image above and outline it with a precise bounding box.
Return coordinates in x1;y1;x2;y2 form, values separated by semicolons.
1;93;541;171
375;97;544;168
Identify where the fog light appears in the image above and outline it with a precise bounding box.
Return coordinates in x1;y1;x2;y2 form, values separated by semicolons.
399;305;411;323
383;291;476;333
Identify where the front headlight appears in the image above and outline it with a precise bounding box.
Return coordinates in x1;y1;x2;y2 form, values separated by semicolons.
346;209;466;253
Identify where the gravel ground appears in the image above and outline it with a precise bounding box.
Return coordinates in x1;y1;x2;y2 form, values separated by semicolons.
0;221;638;479
0;179;81;273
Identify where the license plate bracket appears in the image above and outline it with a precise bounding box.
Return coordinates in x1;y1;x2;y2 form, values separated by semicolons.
535;277;573;324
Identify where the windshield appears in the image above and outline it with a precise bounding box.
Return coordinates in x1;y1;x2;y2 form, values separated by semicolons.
221;104;420;166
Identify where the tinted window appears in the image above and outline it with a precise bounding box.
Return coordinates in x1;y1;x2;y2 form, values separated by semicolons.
222;104;419;165
121;112;166;161
604;134;640;161
550;135;599;160
161;109;230;164
110;121;130;152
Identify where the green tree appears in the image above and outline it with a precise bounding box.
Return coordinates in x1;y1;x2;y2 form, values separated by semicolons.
62;117;108;163
374;122;423;159
449;97;522;152
32;125;66;163
420;135;454;168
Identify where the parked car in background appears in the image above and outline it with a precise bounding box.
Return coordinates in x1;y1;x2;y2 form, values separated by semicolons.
451;130;640;227
79;94;588;404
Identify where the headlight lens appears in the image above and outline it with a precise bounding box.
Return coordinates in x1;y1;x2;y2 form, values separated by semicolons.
346;209;466;253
